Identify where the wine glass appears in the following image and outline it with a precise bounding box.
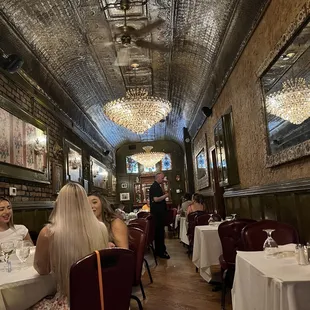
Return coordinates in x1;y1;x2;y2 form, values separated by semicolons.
0;241;14;272
231;214;237;220
208;213;215;225
263;229;278;258
15;241;31;268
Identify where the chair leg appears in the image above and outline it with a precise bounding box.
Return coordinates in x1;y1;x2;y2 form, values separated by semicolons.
221;269;228;310
140;281;146;299
144;258;153;284
131;295;143;310
150;243;158;266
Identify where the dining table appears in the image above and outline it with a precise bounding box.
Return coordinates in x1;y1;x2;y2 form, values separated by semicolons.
179;217;189;246
192;223;222;282
232;244;310;310
0;247;56;310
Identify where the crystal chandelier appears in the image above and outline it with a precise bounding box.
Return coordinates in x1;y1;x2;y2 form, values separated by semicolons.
131;146;165;168
266;78;310;125
103;88;172;134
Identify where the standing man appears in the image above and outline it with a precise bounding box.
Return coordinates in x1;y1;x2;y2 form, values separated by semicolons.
149;172;170;259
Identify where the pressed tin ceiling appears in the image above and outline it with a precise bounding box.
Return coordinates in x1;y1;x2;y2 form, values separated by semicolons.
0;0;269;150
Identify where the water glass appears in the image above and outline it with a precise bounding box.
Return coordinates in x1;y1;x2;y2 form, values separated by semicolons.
0;241;14;272
263;229;278;258
16;241;31;268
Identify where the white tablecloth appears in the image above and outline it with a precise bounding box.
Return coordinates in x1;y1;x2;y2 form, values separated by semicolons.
0;249;56;310
192;224;222;282
232;244;310;310
179;217;189;245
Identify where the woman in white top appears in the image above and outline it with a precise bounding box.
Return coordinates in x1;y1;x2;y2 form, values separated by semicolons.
0;197;32;243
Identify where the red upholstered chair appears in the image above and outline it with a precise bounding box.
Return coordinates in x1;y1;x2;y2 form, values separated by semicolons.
241;219;299;251
187;210;206;256
218;219;256;310
211;213;222;222
128;226;148;310
137;211;150;219
70;248;135;310
195;213;210;226
128;218;153;283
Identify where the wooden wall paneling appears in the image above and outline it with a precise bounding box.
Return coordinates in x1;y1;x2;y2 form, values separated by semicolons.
295;192;310;243
20;210;35;232
239;196;251;219
249;196;263;220
276;193;299;230
261;194;277;220
232;197;241;217
225;198;233;215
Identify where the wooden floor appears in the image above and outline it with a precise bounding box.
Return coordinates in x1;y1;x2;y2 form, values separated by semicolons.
130;237;232;310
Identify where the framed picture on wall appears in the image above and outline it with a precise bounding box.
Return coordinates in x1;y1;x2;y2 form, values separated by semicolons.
194;133;210;190
90;156;109;190
64;140;82;183
120;192;130;201
52;162;63;194
0;95;49;183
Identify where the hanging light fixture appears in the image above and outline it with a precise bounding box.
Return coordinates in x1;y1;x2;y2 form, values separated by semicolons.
266;77;310;125
131;146;165;168
103;88;172;133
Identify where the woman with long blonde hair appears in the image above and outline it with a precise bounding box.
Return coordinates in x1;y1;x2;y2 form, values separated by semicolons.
32;183;109;309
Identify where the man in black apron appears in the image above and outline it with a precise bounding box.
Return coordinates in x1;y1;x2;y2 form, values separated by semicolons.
149;172;170;259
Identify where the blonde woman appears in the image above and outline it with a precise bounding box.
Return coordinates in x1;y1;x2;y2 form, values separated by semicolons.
33;183;109;309
0;197;32;243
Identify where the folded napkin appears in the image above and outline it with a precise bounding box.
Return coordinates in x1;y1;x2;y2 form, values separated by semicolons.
277;243;296;252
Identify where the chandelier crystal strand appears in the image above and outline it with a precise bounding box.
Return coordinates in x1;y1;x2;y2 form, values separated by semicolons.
266;78;310;125
103;88;172;134
131;146;165;168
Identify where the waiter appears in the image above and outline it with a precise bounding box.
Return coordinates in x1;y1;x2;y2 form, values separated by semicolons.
149;172;170;259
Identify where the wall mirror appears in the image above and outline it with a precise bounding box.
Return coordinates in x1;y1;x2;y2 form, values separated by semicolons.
259;5;310;166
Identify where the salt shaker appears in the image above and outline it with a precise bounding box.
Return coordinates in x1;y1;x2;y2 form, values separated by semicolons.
306;243;310;262
296;244;301;264
299;245;308;265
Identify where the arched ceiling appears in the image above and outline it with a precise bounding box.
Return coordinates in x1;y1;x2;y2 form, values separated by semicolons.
0;0;269;150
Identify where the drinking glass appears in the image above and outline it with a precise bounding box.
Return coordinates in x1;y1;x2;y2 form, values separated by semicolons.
0;241;14;272
231;214;237;220
208;214;215;225
263;229;278;258
15;241;31;268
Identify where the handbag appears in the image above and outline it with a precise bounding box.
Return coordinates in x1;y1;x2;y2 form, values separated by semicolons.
94;250;104;310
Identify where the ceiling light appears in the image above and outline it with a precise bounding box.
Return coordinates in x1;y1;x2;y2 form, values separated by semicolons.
266;77;310;125
131;146;165;168
103;88;172;133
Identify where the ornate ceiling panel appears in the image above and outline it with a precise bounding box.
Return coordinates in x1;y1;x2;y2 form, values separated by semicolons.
0;0;269;148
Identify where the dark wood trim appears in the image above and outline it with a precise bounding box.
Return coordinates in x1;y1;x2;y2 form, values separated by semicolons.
224;178;310;197
12;201;54;210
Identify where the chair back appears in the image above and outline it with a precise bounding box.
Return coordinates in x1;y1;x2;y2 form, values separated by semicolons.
241;219;299;251
187;211;206;247
165;208;176;226
137;211;150;219
195;213;210;226
70;248;135;310
218;219;256;265
212;213;222;222
128;218;149;243
128;226;147;286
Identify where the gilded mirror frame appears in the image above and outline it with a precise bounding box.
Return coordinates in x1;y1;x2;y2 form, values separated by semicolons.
257;1;310;167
